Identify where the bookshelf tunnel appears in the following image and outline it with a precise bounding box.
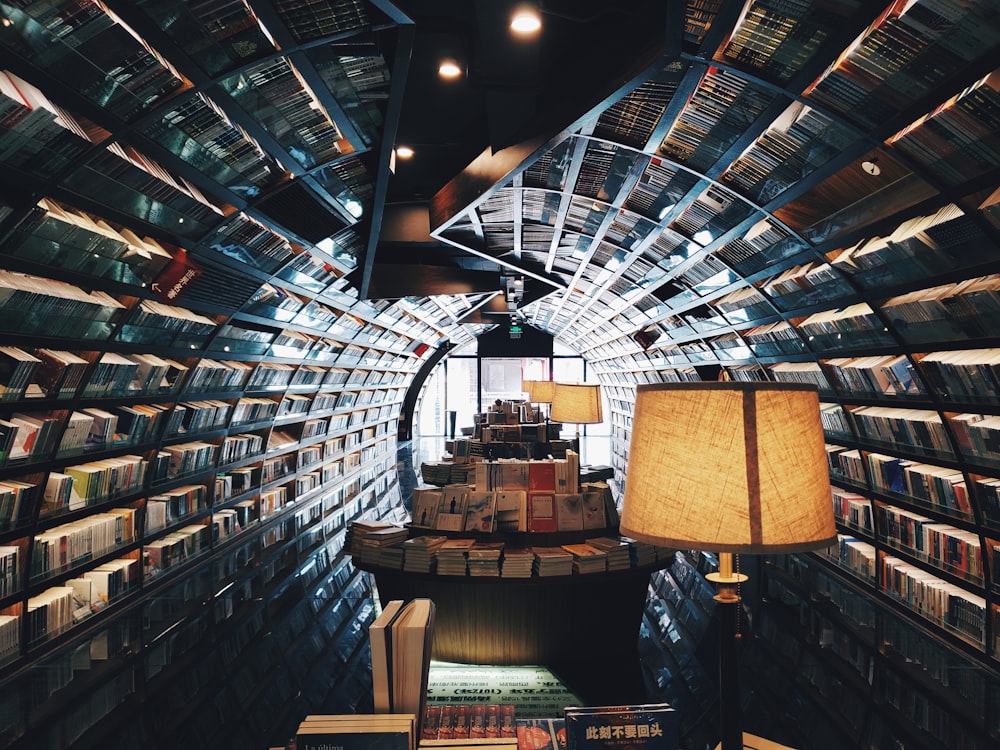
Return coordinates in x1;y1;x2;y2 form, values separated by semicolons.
1;2;1000;750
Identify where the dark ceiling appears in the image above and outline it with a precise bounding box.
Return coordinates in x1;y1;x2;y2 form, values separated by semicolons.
384;0;668;206
363;0;669;310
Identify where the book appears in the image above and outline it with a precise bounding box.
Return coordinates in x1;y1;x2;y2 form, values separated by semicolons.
0;346;40;400
463;491;497;533
516;718;566;750
296;714;416;750
580;491;606;530
436;485;468;531
527;492;557;533
32;349;88;398
561;543;607;574
493;490;527;532
391;598;436;735
413;489;442;529
555;494;584;531
528;461;556;492
8;412;59;461
563;704;678;750
57;411;93;454
467;541;504;577
371;599;406;713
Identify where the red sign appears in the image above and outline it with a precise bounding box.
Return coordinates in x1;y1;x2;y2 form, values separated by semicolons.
152;250;202;302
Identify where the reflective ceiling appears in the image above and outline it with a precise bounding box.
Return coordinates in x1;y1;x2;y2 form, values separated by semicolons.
369;1;1000;361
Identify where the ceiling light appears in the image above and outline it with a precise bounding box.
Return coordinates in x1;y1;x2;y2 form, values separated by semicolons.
862;157;880;176
510;6;541;35
395;146;414;159
344;199;363;218
438;58;463;79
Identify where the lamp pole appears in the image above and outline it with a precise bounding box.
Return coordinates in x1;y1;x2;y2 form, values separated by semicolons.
707;552;746;750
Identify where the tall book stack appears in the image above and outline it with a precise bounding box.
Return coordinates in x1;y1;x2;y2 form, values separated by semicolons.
369;599;436;736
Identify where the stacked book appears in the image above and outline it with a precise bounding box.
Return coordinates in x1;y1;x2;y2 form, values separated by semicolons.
421;461;454;485
380;544;406;570
349;522;409;566
436;538;474;576
500;546;535;578
449;464;475;484
621;536;658;567
532;546;574;577
561;543;608;574
587;536;632;571
403;535;447;573
466;541;504;577
295;713;416;750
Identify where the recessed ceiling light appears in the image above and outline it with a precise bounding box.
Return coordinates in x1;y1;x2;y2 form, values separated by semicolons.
395;146;414;159
345;199;364;218
510;6;541;35
438;58;463;79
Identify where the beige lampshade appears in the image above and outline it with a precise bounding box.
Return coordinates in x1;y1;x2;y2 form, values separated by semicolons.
620;382;836;554
522;379;537;397
550;382;603;424
528;379;556;404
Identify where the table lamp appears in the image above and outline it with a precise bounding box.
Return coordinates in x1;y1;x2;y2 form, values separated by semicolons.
550;382;603;454
527;379;556;422
620;382;836;750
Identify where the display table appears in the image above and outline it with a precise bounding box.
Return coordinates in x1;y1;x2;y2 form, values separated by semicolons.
359;561;666;705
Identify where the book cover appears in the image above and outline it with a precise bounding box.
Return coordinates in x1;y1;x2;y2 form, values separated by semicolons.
581;491;606;530
500;705;516;738
528;461;556;492
452;705;470;739
438;704;456;740
423;706;442;741
563;704;678;750
494;491;527;532
527;492;557;533
413;489;442;529
555;494;584;531
436;485;468;531
470;704;487;739
464;491;497;533
498;462;529;490
516;718;566;750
